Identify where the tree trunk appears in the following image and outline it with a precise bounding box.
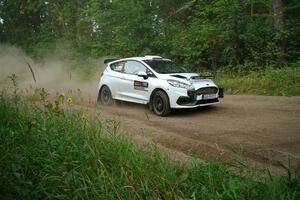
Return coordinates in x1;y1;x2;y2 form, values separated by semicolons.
272;0;284;67
273;0;284;32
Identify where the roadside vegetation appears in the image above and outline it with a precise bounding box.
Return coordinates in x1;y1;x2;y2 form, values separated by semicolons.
215;65;300;96
1;79;300;200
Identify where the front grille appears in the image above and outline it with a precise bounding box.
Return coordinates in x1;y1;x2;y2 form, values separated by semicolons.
195;87;218;95
196;98;219;105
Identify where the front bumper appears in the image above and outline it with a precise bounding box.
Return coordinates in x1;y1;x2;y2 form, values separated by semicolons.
177;96;219;106
168;87;224;108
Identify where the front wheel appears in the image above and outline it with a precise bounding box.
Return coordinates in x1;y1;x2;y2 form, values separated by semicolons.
152;90;171;116
98;86;113;106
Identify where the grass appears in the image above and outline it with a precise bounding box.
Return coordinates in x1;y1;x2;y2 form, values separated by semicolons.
0;90;300;199
215;66;300;96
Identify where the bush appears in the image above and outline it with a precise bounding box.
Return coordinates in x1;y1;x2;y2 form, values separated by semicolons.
216;66;300;96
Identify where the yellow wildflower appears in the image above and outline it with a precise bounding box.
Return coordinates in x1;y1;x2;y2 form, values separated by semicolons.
57;92;65;104
53;105;63;114
81;113;88;121
165;191;173;200
52;100;63;115
58;92;65;98
67;96;73;105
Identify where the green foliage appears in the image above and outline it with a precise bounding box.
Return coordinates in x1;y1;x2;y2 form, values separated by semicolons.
0;92;300;199
1;0;299;72
216;65;300;96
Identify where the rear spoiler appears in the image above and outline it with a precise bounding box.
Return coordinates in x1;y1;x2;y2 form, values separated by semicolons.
201;76;214;79
104;58;118;64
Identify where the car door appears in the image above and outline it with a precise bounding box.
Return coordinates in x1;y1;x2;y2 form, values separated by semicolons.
106;61;124;98
119;60;150;103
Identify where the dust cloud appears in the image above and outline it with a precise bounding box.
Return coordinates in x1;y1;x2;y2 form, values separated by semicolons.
0;45;106;102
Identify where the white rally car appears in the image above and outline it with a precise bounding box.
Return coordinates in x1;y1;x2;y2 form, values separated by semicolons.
98;56;224;116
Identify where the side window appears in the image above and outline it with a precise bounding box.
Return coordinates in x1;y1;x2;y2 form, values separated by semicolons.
123;61;147;75
110;61;124;72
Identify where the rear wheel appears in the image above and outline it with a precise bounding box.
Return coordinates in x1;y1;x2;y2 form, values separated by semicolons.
98;86;113;106
152;90;171;116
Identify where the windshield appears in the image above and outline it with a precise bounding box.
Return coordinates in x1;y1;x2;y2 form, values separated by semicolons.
143;60;189;74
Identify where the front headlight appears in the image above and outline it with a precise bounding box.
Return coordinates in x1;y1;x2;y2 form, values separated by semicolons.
167;80;193;89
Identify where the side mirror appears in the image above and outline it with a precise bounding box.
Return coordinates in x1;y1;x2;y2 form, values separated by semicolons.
137;71;148;79
147;71;154;77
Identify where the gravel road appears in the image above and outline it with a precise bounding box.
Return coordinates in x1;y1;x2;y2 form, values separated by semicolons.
90;95;300;170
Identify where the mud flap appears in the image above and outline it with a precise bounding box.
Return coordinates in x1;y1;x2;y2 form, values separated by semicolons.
218;88;224;98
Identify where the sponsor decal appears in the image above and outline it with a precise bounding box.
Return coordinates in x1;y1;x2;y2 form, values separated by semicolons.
134;80;148;91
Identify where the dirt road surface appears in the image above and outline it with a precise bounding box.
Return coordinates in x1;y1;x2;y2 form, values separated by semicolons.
90;95;300;170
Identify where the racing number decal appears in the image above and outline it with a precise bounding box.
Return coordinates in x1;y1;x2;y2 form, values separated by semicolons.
134;80;148;91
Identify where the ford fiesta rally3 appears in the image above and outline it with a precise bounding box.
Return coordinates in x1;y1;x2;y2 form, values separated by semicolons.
98;55;224;116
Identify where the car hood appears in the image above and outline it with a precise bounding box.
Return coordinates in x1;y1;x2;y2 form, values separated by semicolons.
158;73;217;89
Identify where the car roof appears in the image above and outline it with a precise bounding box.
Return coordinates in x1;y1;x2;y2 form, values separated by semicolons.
111;56;171;63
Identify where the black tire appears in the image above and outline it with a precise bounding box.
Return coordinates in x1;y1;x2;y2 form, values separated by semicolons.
98;86;113;106
152;90;171;116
